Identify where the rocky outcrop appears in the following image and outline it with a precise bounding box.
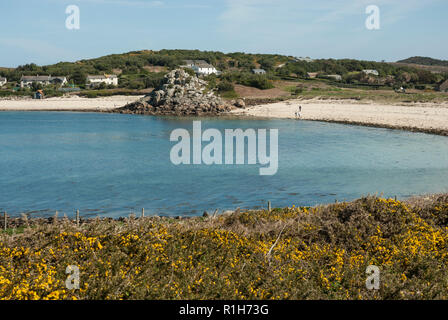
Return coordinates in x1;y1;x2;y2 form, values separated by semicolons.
114;69;233;116
232;99;246;108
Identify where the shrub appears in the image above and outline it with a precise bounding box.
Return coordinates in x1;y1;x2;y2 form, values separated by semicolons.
217;80;234;92
1;196;448;300
238;74;274;90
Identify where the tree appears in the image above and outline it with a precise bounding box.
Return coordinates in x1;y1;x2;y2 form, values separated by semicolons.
71;69;87;85
31;82;43;91
217;80;234;92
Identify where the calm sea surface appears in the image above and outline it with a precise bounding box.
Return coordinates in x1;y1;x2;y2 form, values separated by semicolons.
1;112;448;218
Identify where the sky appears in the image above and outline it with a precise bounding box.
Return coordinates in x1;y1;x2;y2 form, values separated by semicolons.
0;0;447;67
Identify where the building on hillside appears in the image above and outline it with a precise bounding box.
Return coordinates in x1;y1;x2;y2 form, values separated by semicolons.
439;79;448;92
182;60;200;68
182;60;219;75
362;69;379;76
0;77;6;87
86;74;118;87
296;57;314;62
306;72;318;79
252;69;266;75
20;75;68;88
322;74;342;81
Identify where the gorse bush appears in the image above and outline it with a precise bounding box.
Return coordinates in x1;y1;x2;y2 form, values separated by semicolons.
1;195;448;300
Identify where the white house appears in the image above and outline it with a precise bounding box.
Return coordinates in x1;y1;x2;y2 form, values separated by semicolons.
322;74;342;81
0;77;6;87
295;57;314;62
252;69;266;75
20;75;67;88
51;76;68;86
86;74;118;87
182;60;219;75
362;69;379;76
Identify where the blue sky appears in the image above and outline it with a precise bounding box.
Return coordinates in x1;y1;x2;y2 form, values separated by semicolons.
0;0;447;67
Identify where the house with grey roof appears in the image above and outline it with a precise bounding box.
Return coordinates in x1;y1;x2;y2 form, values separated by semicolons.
182;60;219;75
20;75;67;88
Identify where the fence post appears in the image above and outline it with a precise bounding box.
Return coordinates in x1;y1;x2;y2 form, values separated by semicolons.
21;213;29;228
141;208;145;218
76;210;80;227
3;212;6;231
268;201;271;212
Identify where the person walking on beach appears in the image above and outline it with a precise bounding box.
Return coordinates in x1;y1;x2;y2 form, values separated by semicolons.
296;105;302;119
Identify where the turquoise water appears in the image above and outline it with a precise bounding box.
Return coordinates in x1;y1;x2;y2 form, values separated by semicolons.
1;112;448;218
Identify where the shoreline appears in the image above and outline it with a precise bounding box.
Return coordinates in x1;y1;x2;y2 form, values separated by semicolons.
2;193;445;227
2;96;448;136
307;118;448;136
0;95;143;112
231;98;448;136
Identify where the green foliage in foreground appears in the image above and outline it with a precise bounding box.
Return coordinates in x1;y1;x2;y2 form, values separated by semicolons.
1;195;448;300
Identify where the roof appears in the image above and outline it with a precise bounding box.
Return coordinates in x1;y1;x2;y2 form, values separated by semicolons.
0;77;6;81
196;63;214;69
184;59;208;64
252;69;266;73
87;75;118;80
20;75;67;81
362;69;379;74
440;79;448;91
184;60;214;68
21;75;51;81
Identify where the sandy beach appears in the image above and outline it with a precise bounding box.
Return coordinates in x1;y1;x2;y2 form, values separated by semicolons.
0;95;143;111
231;99;448;135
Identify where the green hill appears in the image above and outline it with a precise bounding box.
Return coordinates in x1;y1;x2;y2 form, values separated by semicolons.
0;50;446;93
397;56;448;67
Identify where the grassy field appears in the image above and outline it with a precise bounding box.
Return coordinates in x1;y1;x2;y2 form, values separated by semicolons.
1;195;448;300
228;79;448;104
281;81;448;104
